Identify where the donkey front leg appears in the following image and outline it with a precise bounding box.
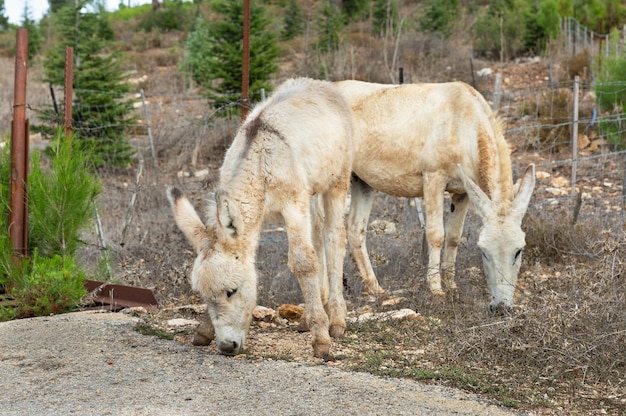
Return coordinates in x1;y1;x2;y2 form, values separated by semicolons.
284;203;332;358
441;193;471;292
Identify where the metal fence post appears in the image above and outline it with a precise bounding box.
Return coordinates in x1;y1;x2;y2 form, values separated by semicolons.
9;28;29;260
570;76;579;198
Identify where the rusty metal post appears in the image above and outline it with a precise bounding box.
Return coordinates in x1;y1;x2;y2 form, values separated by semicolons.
64;46;74;139
9;28;29;259
241;0;250;121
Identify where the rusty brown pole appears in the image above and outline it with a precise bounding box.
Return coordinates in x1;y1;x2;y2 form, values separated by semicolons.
9;28;29;259
64;46;74;139
241;0;250;121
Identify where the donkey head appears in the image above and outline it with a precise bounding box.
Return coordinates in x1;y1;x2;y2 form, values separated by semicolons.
166;187;257;355
458;164;535;313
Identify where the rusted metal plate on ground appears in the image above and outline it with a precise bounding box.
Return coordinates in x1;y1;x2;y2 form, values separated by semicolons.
84;280;159;311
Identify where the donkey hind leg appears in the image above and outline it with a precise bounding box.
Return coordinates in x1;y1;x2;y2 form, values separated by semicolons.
295;195;327;334
283;201;331;358
322;187;349;338
423;172;448;298
347;176;384;295
193;313;216;346
442;193;471;293
311;195;329;304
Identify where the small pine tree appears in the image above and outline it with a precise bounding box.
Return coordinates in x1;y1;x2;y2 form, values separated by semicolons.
282;0;304;41
181;0;279;105
316;0;344;53
0;134;100;321
28;137;102;258
42;2;136;168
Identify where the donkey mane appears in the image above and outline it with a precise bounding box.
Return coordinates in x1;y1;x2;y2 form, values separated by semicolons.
477;112;514;214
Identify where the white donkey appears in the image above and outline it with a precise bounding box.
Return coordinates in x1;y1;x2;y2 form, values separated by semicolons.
167;78;353;357
335;80;535;313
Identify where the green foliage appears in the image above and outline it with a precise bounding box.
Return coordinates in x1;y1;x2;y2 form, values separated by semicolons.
0;135;99;321
282;0;304;41
0;141;11;288
137;0;194;32
522;0;560;55
341;0;368;21
42;3;136;168
594;30;626;148
111;3;152;21
181;0;279;105
372;0;398;38
471;0;527;60
28;137;102;258
0;252;87;321
419;0;459;38
49;0;71;14
0;0;9;31
315;0;344;53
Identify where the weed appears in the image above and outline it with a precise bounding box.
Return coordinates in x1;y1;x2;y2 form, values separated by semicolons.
134;322;175;340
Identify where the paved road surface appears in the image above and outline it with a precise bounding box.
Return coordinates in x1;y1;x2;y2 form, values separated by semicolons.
0;311;525;415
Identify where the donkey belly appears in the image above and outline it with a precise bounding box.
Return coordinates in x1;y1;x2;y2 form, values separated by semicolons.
353;158;424;198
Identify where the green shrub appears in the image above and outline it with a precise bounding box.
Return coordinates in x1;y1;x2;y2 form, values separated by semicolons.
0;252;87;321
594;28;626;149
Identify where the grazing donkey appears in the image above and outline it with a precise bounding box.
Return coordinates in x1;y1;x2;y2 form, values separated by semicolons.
167;78;353;358
335;80;535;313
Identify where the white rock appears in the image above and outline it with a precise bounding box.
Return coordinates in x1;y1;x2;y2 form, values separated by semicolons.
349;308;421;323
167;318;200;328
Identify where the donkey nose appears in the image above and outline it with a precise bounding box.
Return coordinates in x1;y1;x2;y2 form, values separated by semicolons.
217;340;239;355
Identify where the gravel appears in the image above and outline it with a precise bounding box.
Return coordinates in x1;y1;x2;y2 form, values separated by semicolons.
0;311;525;415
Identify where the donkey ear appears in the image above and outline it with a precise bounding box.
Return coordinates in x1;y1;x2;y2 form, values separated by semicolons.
457;165;496;220
166;186;210;253
511;164;536;221
215;190;244;240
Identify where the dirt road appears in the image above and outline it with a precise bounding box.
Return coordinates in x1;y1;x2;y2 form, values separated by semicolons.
0;311;525;415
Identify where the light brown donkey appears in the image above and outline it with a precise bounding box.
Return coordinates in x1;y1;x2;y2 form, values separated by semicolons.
168;78;353;357
336;80;535;313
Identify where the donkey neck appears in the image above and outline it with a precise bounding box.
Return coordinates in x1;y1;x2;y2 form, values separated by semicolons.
219;154;268;253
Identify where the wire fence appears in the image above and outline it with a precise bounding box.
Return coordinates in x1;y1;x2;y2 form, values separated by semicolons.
25;69;626;236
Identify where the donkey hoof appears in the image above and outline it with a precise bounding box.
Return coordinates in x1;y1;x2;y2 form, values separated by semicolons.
296;317;310;333
313;343;331;359
192;331;214;346
329;324;345;338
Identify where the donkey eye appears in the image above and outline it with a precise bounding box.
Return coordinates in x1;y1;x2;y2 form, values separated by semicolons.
226;288;237;298
514;249;522;263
